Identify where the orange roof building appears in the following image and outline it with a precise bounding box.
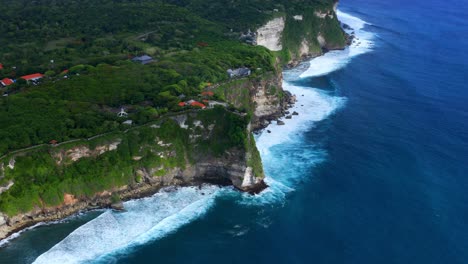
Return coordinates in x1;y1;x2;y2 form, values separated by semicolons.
201;91;214;97
1;78;14;86
21;73;44;81
190;101;206;109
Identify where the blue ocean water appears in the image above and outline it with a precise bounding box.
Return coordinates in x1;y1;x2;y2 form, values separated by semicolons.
2;0;468;263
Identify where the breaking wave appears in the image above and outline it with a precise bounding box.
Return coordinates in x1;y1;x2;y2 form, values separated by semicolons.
33;186;221;264
299;10;374;78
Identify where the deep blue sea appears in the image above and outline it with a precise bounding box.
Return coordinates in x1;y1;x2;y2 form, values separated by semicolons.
1;0;468;263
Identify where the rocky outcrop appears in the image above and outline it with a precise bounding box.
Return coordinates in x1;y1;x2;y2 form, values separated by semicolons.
256;17;285;51
0;111;266;240
255;2;346;68
251;72;287;130
0;149;266;240
53;140;121;165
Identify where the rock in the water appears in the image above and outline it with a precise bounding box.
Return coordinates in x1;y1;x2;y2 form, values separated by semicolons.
267;130;271;133
111;201;125;211
277;120;285;125
285;115;292;119
292;111;299;116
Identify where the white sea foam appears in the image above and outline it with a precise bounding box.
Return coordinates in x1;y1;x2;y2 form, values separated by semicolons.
254;81;345;191
255;82;346;157
33;186;220;264
299;10;374;78
257;10;374;193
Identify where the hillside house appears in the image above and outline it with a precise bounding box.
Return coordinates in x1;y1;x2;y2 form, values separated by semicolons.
21;73;44;82
0;78;14;87
227;67;251;78
132;55;154;65
186;100;206;109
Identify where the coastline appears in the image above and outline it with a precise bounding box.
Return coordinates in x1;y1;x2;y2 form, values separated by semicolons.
0;9;356;247
0;42;347;249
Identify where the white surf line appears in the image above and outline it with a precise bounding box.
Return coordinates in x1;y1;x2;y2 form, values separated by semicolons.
299;10;375;78
33;186;220;264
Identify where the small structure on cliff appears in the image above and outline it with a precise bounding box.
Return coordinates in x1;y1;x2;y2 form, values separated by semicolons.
132;55;154;65
227;67;251;78
117;108;128;117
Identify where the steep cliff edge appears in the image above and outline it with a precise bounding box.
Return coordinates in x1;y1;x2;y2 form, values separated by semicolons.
0;0;346;242
211;68;292;131
255;1;347;66
0;108;266;240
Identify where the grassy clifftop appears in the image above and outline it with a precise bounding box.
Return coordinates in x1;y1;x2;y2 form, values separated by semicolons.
0;108;255;217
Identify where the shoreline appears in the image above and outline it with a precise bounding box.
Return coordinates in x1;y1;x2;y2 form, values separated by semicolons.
0;19;354;247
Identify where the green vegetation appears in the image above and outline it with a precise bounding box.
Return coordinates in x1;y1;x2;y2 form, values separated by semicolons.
0;39;275;154
280;5;346;63
0;108;249;216
0;0;346;217
247;134;264;178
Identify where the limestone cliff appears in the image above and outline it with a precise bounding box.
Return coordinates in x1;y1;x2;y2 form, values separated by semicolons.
0;108;267;240
210;68;293;131
255;2;347;66
256;17;285;51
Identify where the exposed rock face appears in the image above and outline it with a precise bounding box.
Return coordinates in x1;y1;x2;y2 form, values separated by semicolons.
0;181;14;195
317;34;327;47
293;15;303;21
0;148;266;240
256;17;285;51
251;72;286;130
53;140;121;164
0;111;267;240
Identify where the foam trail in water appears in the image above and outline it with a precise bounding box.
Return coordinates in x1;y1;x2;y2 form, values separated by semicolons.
255;81;345;191
299;10;374;78
33;186;220;264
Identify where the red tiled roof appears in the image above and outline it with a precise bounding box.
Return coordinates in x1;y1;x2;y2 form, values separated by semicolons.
178;102;186;107
201;91;214;97
1;78;13;86
190;101;206;108
21;73;44;80
61;69;69;74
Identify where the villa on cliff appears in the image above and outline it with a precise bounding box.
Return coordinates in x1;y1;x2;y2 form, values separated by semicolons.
21;73;44;83
0;78;14;87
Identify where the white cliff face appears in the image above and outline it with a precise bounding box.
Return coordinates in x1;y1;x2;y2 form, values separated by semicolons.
315;10;334;19
256;17;285;51
241;167;255;187
293;15;303;21
317;34;327;47
54;140;121;164
300;38;310;56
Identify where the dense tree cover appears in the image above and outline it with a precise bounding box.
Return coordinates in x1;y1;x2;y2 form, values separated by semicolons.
166;0;337;30
0;41;274;154
0;0;223;74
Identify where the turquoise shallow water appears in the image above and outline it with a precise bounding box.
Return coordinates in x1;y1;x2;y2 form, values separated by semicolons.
2;0;468;263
